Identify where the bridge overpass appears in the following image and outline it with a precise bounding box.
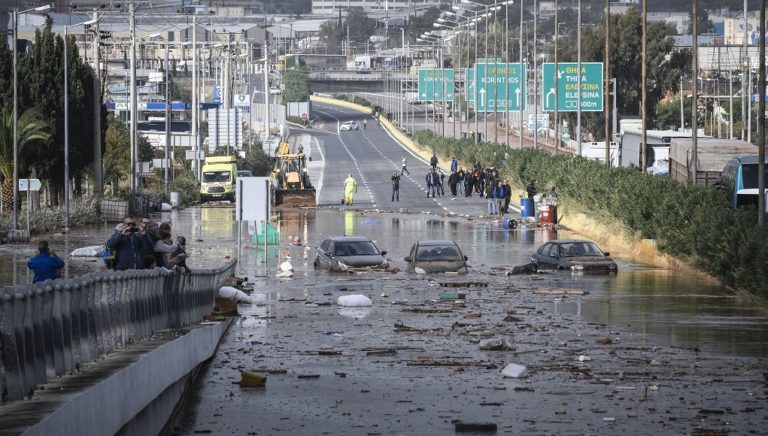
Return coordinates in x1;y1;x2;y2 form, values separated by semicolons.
309;71;417;93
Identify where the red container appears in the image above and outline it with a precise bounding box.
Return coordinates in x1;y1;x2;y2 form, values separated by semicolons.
539;205;556;224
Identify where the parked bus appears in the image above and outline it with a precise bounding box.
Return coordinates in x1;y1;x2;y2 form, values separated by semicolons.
720;155;768;210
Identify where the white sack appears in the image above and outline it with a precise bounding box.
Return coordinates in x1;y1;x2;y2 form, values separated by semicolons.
337;294;373;307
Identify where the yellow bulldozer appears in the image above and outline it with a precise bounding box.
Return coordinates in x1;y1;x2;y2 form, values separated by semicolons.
270;142;317;207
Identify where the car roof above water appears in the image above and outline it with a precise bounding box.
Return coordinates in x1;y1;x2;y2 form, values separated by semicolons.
416;240;458;246
328;236;373;242
547;239;594;244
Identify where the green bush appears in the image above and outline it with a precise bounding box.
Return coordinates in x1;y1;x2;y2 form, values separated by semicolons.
169;171;200;205
332;94;372;107
286;115;307;126
413;130;768;299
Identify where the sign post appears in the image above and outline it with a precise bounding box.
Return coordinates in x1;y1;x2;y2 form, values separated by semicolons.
542;62;604;112
18;179;41;235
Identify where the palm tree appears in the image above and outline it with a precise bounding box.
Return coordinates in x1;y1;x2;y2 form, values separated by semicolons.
0;108;52;213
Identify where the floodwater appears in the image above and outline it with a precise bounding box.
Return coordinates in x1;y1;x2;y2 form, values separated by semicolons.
2;206;766;359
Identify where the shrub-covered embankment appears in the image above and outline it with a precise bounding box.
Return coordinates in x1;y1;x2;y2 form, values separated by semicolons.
412;130;768;299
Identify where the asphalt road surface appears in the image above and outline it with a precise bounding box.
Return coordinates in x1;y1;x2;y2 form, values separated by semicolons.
292;102;510;216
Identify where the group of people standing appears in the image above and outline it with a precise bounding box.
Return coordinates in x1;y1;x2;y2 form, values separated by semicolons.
444;157;513;216
107;215;188;271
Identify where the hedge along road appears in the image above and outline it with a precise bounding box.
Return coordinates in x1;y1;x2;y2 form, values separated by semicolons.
168;208;767;435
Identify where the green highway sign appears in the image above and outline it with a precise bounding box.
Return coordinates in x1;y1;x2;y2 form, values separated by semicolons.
473;62;526;112
417;68;455;102
542;62;603;112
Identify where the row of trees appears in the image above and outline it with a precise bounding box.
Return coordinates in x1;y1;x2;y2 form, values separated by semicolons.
0;17;99;209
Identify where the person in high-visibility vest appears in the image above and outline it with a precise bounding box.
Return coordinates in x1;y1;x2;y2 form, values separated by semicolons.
343;174;357;206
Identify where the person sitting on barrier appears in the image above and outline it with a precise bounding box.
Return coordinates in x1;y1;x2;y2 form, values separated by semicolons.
27;241;65;283
107;215;154;270
172;236;190;272
153;223;187;269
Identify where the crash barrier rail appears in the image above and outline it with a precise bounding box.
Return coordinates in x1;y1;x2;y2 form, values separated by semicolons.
0;260;236;403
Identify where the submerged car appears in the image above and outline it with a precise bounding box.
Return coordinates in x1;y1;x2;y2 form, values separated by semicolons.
404;240;469;274
314;236;388;272
340;121;360;131
531;240;617;272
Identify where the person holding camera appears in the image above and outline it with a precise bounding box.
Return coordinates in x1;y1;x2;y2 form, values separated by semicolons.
107;215;154;270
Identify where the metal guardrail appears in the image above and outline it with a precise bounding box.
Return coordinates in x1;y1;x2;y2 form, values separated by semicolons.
0;260;236;403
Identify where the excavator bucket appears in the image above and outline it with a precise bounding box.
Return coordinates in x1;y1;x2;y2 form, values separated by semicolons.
273;188;316;208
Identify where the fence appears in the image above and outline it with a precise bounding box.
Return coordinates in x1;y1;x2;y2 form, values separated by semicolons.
0;260;236;404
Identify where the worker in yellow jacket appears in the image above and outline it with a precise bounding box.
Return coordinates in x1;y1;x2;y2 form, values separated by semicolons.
343;174;357;206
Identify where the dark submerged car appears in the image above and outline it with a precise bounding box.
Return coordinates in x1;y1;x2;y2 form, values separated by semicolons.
531;240;617;272
404;240;469;274
314;236;388;272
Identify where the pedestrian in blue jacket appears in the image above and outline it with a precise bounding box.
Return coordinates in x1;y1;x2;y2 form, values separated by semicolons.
107;216;154;270
27;241;65;283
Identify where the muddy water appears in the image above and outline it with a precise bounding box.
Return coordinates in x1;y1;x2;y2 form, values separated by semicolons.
2;207;766;360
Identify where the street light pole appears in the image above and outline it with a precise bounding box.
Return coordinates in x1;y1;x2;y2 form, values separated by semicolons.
605;0;611;166
554;2;558;154
577;0;582;153
130;0;137;192
533;0;538;149
192;14;199;181
12;8;18;230
11;5;51;231
519;0;523;149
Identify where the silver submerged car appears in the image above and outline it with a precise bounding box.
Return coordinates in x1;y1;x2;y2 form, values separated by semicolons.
531;239;617;273
314;236;389;272
404;240;469;274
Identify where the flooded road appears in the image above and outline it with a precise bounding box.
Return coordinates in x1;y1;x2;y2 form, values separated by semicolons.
4;206;767;434
3;206;766;358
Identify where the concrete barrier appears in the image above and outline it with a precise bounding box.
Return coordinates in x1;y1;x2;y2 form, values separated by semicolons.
0;320;231;436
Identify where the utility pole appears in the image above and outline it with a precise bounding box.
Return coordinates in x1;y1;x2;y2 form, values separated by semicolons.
641;0;647;172
165;44;171;195
12;8;18;229
505;0;509;148
129;0;137;192
759;0;766;225
604;0;611;166
577;0;582;154
519;0;523;149
93;11;103;198
264;40;271;143
192;14;199;180
533;0;538;149
742;0;748;140
691;0;698;184
554;0;559;154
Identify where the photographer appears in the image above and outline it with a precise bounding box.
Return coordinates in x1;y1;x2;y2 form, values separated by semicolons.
107;215;154;270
